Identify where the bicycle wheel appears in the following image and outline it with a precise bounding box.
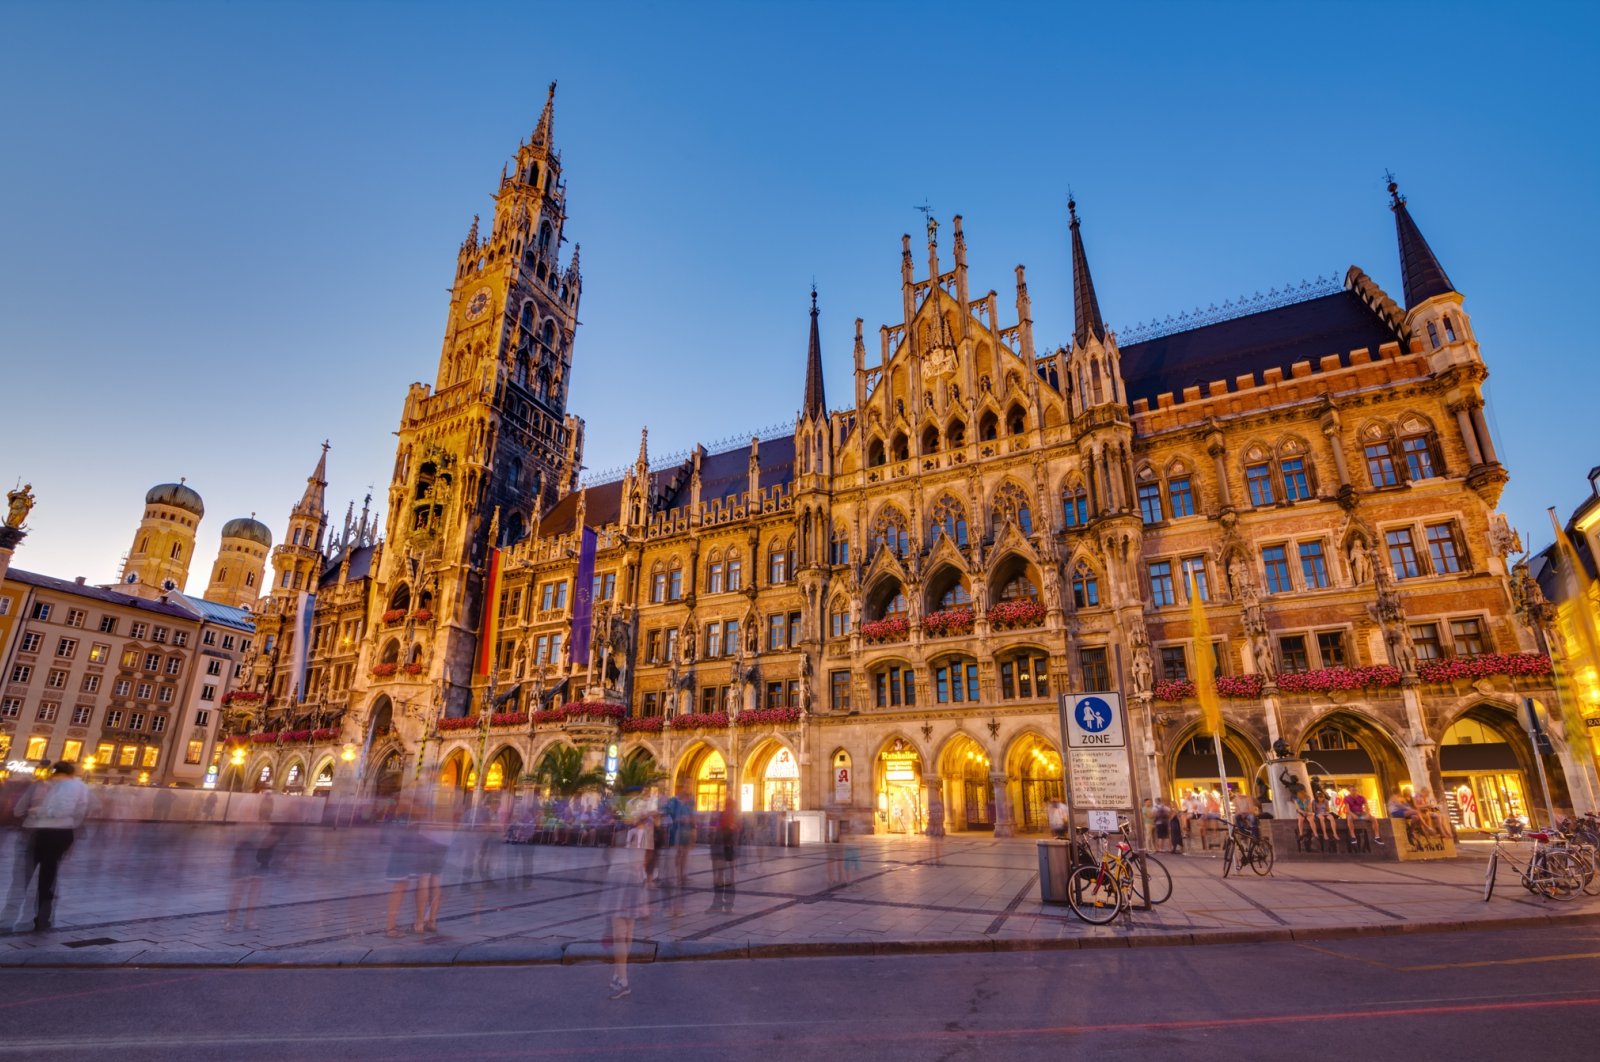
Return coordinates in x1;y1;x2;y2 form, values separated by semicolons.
1483;851;1497;902
1129;853;1173;905
1582;851;1600;897
1543;851;1585;900
1067;865;1123;925
1249;838;1274;876
1221;838;1236;879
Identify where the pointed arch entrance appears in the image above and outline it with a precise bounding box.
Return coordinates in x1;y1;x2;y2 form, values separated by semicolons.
1441;702;1565;831
937;733;993;831
676;743;728;812
1005;732;1063;832
876;736;924;834
1168;723;1262;807
1297;710;1409;818
746;739;800;812
372;748;405;801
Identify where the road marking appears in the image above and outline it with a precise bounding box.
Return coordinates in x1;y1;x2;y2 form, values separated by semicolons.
1399;950;1600;972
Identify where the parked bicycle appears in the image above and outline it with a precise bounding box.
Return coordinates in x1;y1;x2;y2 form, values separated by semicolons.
1482;829;1585;901
1064;822;1175;925
1205;813;1273;878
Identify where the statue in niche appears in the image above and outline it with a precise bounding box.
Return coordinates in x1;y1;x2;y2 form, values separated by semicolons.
1131;642;1154;697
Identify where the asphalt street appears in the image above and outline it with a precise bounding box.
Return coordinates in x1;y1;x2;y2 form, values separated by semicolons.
2;923;1597;1060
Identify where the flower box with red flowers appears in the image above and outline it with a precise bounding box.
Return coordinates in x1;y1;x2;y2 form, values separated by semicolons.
371;662;398;677
922;608;975;638
279;729;313;742
1215;674;1265;699
410;608;433;622
1417;652;1553;684
989;600;1047;630
491;711;529;728
1152;678;1197;702
621;717;666;734
438;716;478;732
221;690;262;707
860;616;909;644
1275;665;1403;695
251;732;280;744
401;662;424;675
737;706;801;726
381;609;407;626
311;728;340;741
559;701;625;722
669;712;730;730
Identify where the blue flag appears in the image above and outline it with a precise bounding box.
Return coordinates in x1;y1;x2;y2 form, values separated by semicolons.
567;527;597;667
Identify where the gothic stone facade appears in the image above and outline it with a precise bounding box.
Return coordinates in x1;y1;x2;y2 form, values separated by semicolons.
227;97;1594;831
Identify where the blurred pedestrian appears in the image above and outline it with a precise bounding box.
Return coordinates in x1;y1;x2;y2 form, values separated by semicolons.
0;765;52;931
661;786;695;912
603;808;653;1000
17;762;90;932
708;798;741;913
1047;798;1069;840
1167;800;1184;854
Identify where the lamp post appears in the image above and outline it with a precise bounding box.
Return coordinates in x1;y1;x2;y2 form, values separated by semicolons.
222;745;246;823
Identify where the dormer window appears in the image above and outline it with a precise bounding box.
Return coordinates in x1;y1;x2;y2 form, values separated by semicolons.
1442;315;1457;342
1427;322;1441;349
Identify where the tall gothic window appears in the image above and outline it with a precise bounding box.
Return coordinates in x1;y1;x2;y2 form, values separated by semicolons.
992;482;1033;535
930;495;968;547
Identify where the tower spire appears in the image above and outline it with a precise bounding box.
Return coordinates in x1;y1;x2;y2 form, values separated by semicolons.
803;285;826;417
532;81;556;148
297;441;329;518
1388;176;1456;309
1068;195;1106;347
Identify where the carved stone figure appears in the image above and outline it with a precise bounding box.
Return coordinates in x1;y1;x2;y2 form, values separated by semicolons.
4;483;33;529
679;616;697;665
1131;643;1154;696
798;654;813;712
1348;543;1372;585
1488;513;1522;558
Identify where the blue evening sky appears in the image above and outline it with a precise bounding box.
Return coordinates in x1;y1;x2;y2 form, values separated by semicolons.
2;0;1596;583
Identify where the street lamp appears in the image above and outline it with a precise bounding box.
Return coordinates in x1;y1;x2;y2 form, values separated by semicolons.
223;745;247;823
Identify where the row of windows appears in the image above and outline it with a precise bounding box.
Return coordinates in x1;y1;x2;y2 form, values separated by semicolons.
1135;616;1490;682
199;629;247;651
833;652;1056;711
25;605;193;647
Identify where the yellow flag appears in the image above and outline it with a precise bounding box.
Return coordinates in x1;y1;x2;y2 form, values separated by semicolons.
1547;510;1600;755
1187;570;1224;739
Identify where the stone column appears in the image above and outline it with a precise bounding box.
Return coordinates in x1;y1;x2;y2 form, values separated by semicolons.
990;769;1014;837
1453;405;1484;467
1469;403;1499;465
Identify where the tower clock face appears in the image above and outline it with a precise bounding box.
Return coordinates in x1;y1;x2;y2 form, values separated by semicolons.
465;289;491;320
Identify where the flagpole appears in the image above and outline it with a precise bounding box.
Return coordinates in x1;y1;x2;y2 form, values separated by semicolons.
1187;571;1234;826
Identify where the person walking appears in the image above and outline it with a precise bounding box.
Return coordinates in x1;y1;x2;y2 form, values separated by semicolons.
1167;800;1185;855
708;798;741;913
19;762;90;932
603;808;653;1000
1046;798;1069;840
661;786;696;912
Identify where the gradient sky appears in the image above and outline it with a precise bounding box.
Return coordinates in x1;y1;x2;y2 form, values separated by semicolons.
2;0;1597;585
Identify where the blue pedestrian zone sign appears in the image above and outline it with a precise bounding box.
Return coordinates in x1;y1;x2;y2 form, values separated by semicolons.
1063;692;1126;749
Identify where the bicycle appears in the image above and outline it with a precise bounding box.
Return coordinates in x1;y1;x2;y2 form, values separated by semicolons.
1209;814;1273;878
1549;821;1600;897
1482;830;1585;901
1110;820;1174;905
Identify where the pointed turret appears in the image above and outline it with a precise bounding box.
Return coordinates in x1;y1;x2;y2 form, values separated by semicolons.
296;442;329;520
1068;196;1106;348
532;81;556;149
1389;178;1456;309
803;286;826;417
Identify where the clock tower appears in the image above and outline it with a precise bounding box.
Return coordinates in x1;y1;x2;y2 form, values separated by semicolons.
370;83;586;720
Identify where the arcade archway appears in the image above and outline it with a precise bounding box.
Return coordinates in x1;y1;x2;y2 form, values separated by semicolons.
677;744;728;812
938;733;993;831
1168;723;1262;809
745;739;800;812
1005;732;1063;832
1297;711;1409;818
1441;702;1568;831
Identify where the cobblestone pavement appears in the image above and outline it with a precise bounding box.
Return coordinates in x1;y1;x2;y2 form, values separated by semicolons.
2;822;1595;965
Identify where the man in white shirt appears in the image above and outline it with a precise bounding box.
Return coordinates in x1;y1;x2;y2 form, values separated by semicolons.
20;762;90;932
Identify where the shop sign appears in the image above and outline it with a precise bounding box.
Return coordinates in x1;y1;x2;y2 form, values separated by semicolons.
882;737;919;782
605;743;619;786
834;765;851;802
767;748;798;779
1586;717;1600;728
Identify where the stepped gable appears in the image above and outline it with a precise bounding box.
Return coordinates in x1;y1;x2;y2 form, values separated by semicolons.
537;435;796;536
1118;289;1402;408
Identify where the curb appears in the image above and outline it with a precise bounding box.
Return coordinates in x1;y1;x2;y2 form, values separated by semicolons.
8;909;1598;970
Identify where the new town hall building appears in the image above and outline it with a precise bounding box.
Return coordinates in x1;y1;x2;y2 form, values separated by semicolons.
39;88;1594;834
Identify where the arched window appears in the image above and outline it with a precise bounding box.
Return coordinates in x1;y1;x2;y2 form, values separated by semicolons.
947;420;967;447
891;432;910;463
1006;405;1026;435
539;222;553;252
217;567;228;581
921;424;940;454
871;662;916;707
706;549;724;594
979;410;999;441
519;301;534;332
1071;562;1100;609
933;656;979;703
992;482;1034;535
870;508;910;558
1398;417;1443;481
245;571;255;588
1427;322;1440;349
930;495;968;547
939;582;971;608
998;574;1038;603
726;549;743;592
867;437;886;467
828;597;851;639
829;525;850;566
541;320;557;350
170;542;182;560
768;538;795;585
1442;315;1457;342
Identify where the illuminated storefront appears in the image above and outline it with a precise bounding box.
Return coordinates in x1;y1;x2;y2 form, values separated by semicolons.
681;746;727;812
761;746;799;812
877;738;923;834
1441;717;1528;832
1170;729;1255;806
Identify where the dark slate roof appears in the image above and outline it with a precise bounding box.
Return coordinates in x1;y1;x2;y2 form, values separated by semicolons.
1118;290;1403;408
539;434;797;536
5;569;198;619
179;594;256;632
318;543;377;589
1392;193;1455;309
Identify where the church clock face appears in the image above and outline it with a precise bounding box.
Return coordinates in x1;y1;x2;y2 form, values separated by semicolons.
465;289;491;321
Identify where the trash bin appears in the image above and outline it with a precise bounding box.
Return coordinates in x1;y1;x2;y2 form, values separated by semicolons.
783;819;801;847
1037;840;1072;904
826;817;840;844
